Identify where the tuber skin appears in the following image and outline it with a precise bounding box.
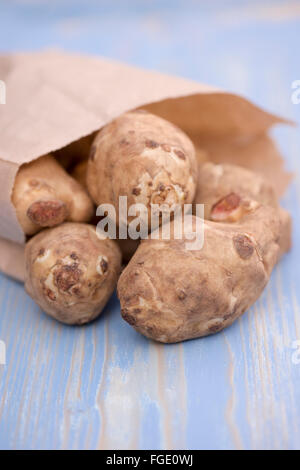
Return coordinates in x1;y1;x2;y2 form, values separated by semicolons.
12;154;94;235
25;223;122;325
194;162;277;219
118;208;291;343
86;110;198;227
118;162;291;343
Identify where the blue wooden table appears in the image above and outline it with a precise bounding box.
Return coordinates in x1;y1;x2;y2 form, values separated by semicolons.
0;0;300;450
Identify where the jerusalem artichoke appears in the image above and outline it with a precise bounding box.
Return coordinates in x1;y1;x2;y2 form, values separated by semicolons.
118;163;291;342
87;110;198;229
12;154;94;235
25;222;121;324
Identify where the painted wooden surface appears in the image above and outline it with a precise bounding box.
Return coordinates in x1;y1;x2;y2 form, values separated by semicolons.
0;0;300;450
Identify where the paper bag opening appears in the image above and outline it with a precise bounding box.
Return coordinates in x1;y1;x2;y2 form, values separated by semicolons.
0;50;292;281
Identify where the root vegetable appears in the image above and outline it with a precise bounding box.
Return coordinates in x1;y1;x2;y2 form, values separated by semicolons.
12;154;94;235
25;223;122;324
194;162;277;219
87;110;197;228
118;203;291;343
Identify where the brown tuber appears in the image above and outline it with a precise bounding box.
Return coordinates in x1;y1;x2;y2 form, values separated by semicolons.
25;223;121;324
87;110;198;228
12;154;94;235
118;164;291;343
194;162;277;219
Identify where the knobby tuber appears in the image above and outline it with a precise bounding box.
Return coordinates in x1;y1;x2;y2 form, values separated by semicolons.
12;154;94;235
194;162;278;220
25;223;121;324
87;110;198;228
118;164;291;343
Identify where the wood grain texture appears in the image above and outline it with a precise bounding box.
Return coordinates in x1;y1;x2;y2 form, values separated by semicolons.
0;0;300;450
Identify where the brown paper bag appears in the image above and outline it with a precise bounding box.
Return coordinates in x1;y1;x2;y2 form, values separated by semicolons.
0;50;292;282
